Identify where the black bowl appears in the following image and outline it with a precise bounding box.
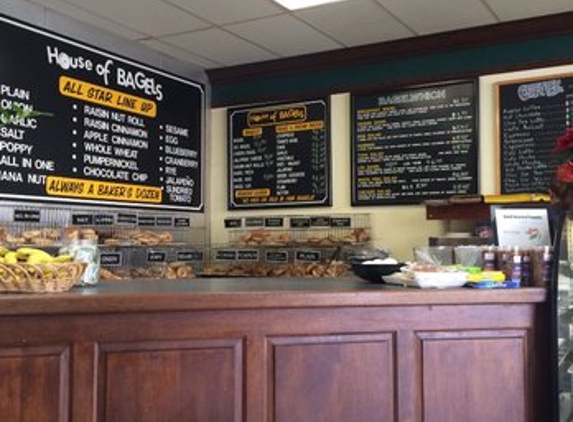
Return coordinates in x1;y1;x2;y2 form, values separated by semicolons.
351;262;405;283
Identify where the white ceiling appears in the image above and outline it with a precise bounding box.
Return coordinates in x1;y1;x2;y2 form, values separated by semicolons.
24;0;573;70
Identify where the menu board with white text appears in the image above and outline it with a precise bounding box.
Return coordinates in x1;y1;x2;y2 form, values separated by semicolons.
0;15;204;211
352;81;478;205
228;99;330;209
497;75;573;194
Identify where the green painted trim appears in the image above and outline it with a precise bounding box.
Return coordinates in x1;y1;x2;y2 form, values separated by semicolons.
212;33;573;106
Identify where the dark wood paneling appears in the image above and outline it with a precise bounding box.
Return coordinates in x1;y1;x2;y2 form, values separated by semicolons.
0;284;549;422
0;304;539;349
269;333;395;422
419;330;528;422
0;345;70;422
98;339;243;422
426;202;491;220
72;343;98;422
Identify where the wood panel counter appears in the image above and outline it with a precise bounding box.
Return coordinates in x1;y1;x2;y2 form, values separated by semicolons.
0;279;549;422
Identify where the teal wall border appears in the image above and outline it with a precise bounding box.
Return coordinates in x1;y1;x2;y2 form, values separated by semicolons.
212;33;573;107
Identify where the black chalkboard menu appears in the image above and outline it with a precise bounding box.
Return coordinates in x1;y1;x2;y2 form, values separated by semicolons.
498;75;573;194
228;99;330;209
351;81;478;205
0;15;204;211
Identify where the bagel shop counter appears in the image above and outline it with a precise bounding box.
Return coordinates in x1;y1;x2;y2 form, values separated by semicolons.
0;278;550;422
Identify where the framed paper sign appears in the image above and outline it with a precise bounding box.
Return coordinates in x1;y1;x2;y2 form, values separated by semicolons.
494;208;551;247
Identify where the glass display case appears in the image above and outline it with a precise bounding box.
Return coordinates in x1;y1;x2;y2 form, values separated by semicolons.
204;213;373;278
0;201;207;281
554;214;573;422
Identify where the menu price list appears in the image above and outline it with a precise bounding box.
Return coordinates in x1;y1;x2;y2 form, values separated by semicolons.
228;99;330;209
0;16;204;212
351;81;478;205
498;76;573;194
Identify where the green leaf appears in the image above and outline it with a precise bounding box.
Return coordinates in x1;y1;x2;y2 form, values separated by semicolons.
0;104;53;127
556;149;573;163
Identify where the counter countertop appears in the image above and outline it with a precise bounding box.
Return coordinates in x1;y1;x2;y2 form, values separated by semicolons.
0;277;547;316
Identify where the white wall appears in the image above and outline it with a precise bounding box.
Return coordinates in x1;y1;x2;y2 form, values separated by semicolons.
209;94;447;261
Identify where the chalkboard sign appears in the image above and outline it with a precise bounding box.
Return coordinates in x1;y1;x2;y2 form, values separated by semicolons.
265;217;284;227
265;250;288;263
351;81;478;205
147;251;166;263
237;249;259;261
295;250;321;262
117;213;137;225
0;15;204;211
497;75;573;194
174;217;190;227
72;213;93;225
216;250;237;261
224;218;242;228
177;250;203;262
94;214;114;225
245;217;264;227
228;99;330;209
14;209;40;223
138;216;156;226
100;252;122;266
331;217;351;227
156;216;173;226
290;217;311;228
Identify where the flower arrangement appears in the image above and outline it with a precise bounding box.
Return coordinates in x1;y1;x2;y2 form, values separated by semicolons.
550;128;573;210
554;128;573;178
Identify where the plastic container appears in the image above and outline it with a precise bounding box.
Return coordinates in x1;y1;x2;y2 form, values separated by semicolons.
413;246;453;266
65;240;100;286
509;251;522;287
454;246;483;267
497;246;511;278
399;267;467;289
521;250;532;286
532;246;553;287
411;271;468;289
482;246;497;271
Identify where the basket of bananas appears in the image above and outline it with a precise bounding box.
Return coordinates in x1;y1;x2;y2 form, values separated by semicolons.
0;247;86;293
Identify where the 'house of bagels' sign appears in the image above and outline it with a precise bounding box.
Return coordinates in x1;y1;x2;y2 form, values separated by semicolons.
0;15;204;211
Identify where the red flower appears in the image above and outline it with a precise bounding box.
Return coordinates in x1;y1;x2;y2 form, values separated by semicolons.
554;128;573;154
556;162;573;183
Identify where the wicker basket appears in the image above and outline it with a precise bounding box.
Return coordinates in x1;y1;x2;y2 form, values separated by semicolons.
0;262;86;293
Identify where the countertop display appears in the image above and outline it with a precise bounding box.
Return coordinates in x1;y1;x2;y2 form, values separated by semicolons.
0;278;550;422
0;278;547;315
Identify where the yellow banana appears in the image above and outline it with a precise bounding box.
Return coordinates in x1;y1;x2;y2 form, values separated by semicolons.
16;247;54;261
26;254;53;264
4;252;18;264
0;246;9;257
54;254;73;263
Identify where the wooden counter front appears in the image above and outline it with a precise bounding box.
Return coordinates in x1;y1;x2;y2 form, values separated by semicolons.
0;279;549;422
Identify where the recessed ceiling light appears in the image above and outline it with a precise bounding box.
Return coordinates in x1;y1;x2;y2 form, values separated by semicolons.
272;0;351;11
